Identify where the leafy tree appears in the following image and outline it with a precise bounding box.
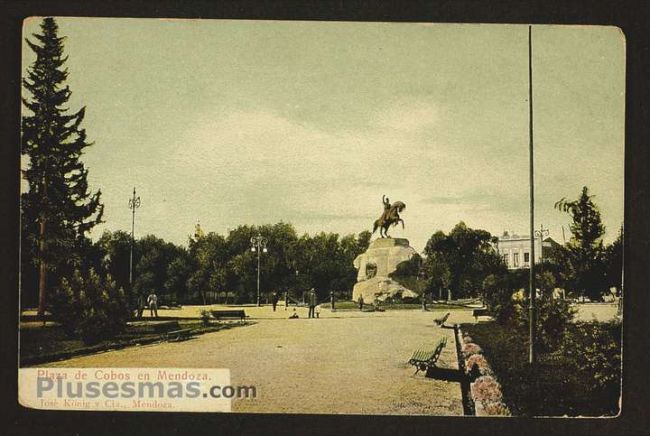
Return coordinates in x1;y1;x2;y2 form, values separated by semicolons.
423;222;503;298
356;230;372;253
22;17;103;315
555;187;607;300
422;253;452;300
94;230;133;300
164;253;192;304
133;235;185;305
603;230;623;296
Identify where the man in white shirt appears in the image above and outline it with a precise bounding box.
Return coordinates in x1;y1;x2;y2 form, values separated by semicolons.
147;291;158;318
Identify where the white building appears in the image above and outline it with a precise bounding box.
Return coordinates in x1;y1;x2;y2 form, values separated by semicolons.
495;231;556;270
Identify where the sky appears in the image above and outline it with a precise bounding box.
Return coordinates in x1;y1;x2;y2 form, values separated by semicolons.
21;18;625;252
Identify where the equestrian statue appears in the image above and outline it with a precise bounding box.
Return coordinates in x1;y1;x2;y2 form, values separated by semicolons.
372;195;406;238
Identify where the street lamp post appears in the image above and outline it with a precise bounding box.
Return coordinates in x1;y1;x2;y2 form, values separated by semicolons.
534;225;549;264
250;235;268;307
128;187;141;289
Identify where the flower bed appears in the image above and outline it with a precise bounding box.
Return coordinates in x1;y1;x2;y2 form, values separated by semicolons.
460;331;510;416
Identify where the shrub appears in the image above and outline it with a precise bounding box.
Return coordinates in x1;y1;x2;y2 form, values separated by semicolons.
514;297;576;351
462;342;483;359
482;274;517;325
200;309;212;327
466;353;493;379
560;321;621;394
50;269;130;345
49;275;83;337
471;375;503;403
481;401;511;416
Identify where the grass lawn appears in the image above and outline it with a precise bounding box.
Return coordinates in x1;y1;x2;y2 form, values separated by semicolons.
20;320;248;366
333;300;465;311
463;321;621;417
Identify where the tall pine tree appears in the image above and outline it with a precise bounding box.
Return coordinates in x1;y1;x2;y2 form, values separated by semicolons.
555;186;607;300
22;17;104;316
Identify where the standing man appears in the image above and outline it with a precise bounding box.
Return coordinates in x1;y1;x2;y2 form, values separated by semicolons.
358;295;364;311
307;288;317;319
284;290;289;310
147;291;158;318
330;291;336;312
136;293;145;319
272;291;279;312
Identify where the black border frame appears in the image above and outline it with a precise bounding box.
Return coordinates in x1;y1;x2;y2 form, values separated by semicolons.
1;1;648;435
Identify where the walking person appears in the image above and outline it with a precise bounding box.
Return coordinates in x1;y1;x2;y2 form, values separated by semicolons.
147;291;158;318
284;291;289;310
307;288;317;319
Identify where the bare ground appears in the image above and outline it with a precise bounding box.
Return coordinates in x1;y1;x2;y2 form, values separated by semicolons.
40;306;466;415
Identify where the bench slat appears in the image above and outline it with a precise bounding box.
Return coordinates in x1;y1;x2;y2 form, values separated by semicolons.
408;336;448;374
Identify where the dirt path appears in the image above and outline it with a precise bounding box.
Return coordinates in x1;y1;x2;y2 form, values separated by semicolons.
41;308;465;415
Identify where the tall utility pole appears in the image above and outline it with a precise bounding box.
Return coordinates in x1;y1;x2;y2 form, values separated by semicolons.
128;187;141;288
528;25;537;365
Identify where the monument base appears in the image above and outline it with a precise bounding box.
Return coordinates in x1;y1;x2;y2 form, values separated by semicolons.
352;238;419;304
352;277;418;304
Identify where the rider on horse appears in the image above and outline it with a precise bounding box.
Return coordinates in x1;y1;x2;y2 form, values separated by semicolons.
373;195;406;238
382;195;391;221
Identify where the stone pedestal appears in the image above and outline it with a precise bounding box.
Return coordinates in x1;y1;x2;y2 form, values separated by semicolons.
352;238;418;303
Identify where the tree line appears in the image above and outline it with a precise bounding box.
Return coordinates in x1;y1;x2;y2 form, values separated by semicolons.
418;187;622;303
20;18;623;318
70;223;372;308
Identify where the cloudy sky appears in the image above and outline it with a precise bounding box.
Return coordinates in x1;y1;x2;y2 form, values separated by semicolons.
22;18;625;252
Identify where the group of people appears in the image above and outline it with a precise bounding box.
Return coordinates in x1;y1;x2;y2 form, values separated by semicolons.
136;288;339;320
281;288;338;319
135;291;159;318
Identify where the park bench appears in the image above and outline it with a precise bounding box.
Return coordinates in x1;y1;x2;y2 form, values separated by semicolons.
408;337;448;375
472;307;489;321
150;320;182;333
211;310;248;322
433;312;450;327
164;328;193;342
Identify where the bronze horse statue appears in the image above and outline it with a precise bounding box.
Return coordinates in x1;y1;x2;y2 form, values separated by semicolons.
372;200;406;238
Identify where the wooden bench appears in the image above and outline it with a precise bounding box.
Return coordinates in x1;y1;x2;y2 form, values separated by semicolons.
408;337;448;375
164;328;193;342
211;310;248;322
433;312;450;327
472;308;489;321
151;320;181;333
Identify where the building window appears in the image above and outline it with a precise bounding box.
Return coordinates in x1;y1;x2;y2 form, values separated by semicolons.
524;252;530;264
502;254;509;266
513;252;519;267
